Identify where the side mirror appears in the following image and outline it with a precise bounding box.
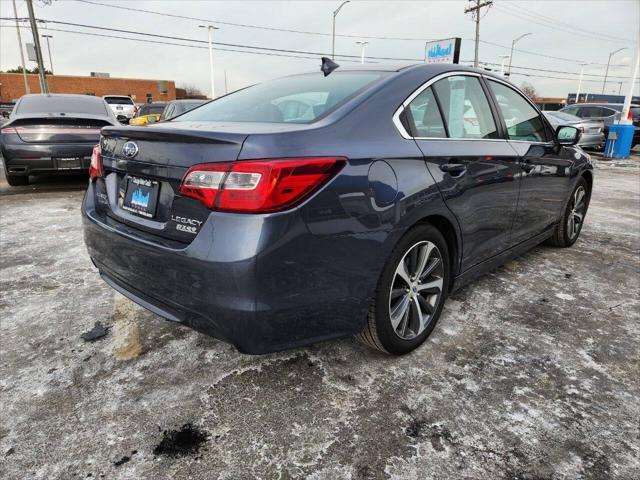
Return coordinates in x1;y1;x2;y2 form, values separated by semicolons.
147;116;157;123
116;115;128;123
555;125;581;146
1;111;10;118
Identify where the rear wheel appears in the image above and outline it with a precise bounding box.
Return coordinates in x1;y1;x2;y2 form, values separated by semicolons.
358;224;450;355
546;177;589;247
5;174;28;186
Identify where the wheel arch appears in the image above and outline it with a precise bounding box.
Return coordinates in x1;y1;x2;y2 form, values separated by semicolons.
413;214;460;292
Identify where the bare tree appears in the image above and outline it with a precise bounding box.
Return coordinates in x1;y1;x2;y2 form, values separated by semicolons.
520;82;539;101
179;84;206;98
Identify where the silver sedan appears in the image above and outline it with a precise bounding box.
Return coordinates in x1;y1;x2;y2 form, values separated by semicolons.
543;111;605;149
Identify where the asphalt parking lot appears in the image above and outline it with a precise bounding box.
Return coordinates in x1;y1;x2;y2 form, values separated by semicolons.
0;154;639;479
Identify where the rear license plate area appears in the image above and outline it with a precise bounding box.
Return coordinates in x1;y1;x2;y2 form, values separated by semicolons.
55;157;83;170
122;176;160;219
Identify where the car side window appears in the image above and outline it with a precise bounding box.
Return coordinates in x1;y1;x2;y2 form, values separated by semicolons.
406;87;447;138
487;80;550;142
162;105;174;120
432;75;498;139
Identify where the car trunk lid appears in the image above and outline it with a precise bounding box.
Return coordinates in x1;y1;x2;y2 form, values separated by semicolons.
96;123;248;244
6;115;111;143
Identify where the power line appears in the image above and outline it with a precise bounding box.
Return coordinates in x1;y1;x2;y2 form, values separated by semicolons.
499;0;633;44
2;17;634;82
4;17;422;62
74;0;436;42
494;2;634;45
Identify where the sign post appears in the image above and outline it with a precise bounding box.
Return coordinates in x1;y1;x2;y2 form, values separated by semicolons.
424;38;461;64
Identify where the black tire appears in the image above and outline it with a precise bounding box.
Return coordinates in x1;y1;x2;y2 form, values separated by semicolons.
546;177;590;247
357;223;450;355
5;174;28;186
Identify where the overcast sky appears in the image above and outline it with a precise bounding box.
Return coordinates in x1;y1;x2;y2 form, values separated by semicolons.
0;0;638;98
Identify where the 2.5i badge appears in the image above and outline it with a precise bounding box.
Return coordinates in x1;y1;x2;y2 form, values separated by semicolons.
171;215;202;234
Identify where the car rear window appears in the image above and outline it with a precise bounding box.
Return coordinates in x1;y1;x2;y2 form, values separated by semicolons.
176;72;387;123
16;95;108;115
104;96;134;105
138;104;166;116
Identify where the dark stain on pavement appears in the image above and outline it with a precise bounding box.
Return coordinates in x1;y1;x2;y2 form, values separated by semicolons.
153;424;208;457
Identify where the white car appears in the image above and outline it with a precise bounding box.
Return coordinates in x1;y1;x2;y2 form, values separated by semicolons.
102;95;137;121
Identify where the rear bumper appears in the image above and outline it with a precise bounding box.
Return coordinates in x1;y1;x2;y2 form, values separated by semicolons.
82;182;379;354
1;142;94;176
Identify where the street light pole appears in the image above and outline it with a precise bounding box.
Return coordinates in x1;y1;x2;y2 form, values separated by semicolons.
498;54;510;76
25;0;48;93
602;47;627;94
331;1;350;60
575;62;588;104
42;34;53;74
199;25;219;99
356;41;368;64
507;32;532;77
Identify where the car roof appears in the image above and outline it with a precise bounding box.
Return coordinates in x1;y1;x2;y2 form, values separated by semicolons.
102;95;132;98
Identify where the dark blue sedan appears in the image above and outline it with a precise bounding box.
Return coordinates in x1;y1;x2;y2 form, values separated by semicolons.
82;63;592;355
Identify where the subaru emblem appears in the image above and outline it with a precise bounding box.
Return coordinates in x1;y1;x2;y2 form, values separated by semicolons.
122;141;138;158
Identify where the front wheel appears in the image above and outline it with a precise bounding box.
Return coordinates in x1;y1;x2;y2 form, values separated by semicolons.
546;177;590;247
357;224;450;355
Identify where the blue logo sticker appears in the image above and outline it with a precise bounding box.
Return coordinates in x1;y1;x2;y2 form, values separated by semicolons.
131;188;150;208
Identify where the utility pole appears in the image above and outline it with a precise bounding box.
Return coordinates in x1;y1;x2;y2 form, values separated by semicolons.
42;34;54;74
26;0;48;93
464;0;493;68
602;47;627;94
332;1;350;60
11;0;30;94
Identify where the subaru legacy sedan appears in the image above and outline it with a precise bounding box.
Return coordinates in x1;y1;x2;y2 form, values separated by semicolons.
82;63;592;355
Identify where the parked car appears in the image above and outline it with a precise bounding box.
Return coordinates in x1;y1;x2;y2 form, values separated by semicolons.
0;94;119;186
543;111;605;149
103;95;137;122
129;102;167;126
83;64;592;355
560;102;640;147
159;99;208;121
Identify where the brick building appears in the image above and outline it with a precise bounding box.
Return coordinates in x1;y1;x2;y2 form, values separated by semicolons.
0;73;177;103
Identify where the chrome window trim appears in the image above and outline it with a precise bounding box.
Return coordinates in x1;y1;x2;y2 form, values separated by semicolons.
392;71;509;142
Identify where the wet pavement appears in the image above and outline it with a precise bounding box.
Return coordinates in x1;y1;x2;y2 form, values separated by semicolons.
0;155;639;479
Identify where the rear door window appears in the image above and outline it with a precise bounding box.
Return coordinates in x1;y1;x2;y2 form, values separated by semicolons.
487;80;550;142
561;106;580;116
432;75;498;139
406;87;446;138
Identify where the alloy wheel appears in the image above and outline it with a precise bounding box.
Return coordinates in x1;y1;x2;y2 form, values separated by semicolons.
389;241;444;340
567;186;587;240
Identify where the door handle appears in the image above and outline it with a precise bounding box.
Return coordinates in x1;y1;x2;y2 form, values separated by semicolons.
439;163;467;177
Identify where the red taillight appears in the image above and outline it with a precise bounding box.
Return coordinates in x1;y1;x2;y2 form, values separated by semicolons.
89;144;103;179
0;127;17;134
179;158;346;213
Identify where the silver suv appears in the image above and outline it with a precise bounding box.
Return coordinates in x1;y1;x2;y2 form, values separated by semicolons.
102;95;136;122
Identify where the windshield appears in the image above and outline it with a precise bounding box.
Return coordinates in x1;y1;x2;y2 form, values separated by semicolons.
104;96;134;105
177;72;387;124
16;95;109;116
